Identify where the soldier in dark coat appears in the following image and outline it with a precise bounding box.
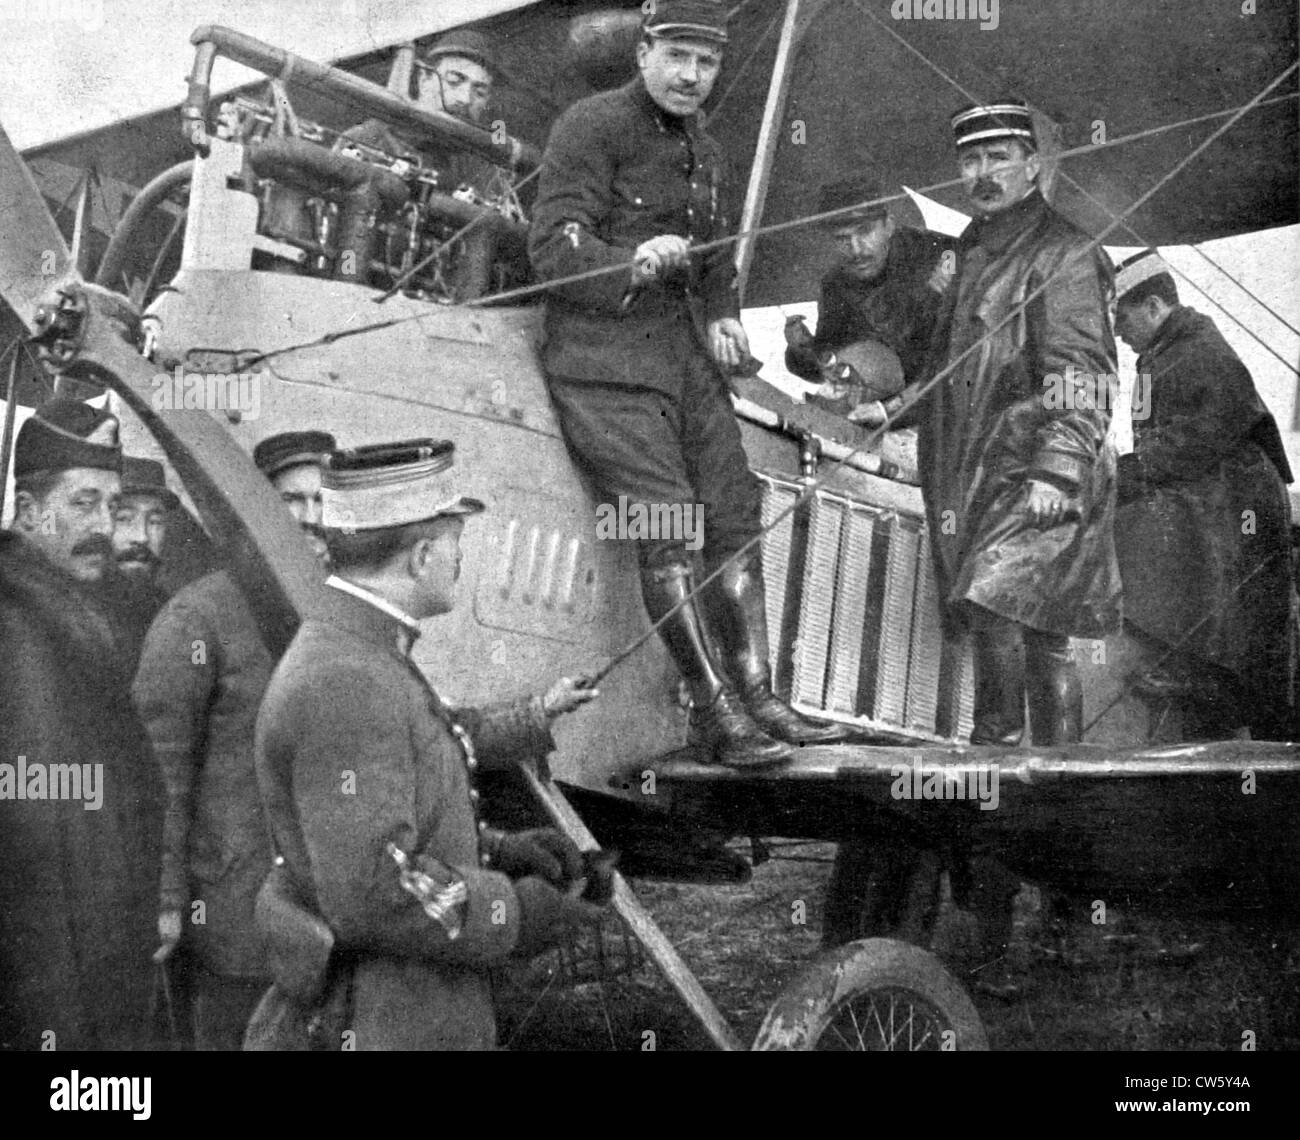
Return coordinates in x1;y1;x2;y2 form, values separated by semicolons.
784;176;953;421
529;0;853;768
1112;250;1294;739
0;400;163;1049
132;431;335;1050
248;439;604;1050
919;100;1121;748
96;456;177;670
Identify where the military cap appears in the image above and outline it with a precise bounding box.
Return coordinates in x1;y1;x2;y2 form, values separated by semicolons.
13;397;121;478
121;455;179;509
643;0;729;44
951;99;1036;150
1114;249;1174;303
322;438;485;531
421;28;500;77
817;176;890;225
253;431;336;480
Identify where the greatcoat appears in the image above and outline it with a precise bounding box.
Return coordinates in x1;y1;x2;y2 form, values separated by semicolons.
918;190;1122;638
0;532;164;1049
251;584;555;1050
1114;304;1294;727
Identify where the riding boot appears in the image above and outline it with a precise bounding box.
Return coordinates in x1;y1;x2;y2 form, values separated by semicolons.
641;562;792;769
707;550;858;745
968;615;1026;746
1024;630;1083;746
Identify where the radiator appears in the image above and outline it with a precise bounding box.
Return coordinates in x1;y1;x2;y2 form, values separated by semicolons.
757;473;975;743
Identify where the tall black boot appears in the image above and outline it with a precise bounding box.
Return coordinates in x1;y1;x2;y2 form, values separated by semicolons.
968;614;1026;746
707;550;858;745
641;562;792;769
1024;630;1082;746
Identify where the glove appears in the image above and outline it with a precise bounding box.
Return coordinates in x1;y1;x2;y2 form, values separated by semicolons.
489;828;583;889
512;876;607;958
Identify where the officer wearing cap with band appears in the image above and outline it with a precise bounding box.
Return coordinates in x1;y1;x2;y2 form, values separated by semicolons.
134;430;336;1050
249;439;606;1050
1112;249;1294;739
529;0;854;770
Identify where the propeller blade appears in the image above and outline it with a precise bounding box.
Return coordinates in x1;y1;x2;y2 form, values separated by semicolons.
0;118;73;334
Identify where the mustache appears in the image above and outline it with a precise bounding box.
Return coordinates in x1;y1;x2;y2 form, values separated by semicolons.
116;544;158;565
71;535;114;559
971;177;1001;196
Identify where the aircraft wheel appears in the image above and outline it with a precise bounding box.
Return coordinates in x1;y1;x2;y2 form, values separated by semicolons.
752;938;987;1051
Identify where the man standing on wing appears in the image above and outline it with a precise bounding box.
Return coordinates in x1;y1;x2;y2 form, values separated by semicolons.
529;0;853;769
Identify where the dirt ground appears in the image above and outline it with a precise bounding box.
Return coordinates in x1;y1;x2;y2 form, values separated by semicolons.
496;841;1300;1051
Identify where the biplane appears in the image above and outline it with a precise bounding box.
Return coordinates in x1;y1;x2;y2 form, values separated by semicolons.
1;0;1298;1050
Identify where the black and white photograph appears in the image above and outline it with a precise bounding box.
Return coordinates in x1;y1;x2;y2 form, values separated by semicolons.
0;0;1296;1107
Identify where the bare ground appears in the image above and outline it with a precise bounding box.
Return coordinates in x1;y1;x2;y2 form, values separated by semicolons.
496;841;1300;1051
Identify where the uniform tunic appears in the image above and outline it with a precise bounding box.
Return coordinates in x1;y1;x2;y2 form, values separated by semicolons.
1114;305;1294;732
252;583;554;1050
918;190;1121;638
529;77;759;570
133;570;276;982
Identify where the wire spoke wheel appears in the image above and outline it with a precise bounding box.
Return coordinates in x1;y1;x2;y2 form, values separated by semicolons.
753;938;987;1051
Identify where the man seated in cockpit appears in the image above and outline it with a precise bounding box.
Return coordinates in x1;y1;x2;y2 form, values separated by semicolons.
336;29;501;200
784;177;954;426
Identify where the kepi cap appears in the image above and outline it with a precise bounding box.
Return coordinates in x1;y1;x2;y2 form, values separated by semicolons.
643;0;728;44
322;438;486;531
1115;249;1173;302
951;99;1036;150
14;397;121;478
121;456;180;509
253;430;336;480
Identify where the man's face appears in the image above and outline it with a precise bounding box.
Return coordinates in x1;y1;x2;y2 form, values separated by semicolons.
1113;297;1164;354
271;462;328;563
636;36;722;118
112;491;167;581
418;55;493;126
959;140;1040;216
831;215;895;281
16;468;121;583
413;516;465;617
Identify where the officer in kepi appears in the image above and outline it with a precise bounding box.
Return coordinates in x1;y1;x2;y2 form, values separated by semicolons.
529;0;855;769
248;439;608;1050
784;176;954;424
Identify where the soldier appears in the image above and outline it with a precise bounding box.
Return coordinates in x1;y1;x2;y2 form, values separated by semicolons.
529;0;853;769
248;439;605;1050
920;98;1120;749
1112;250;1294;740
784;176;953;423
133;430;335;1050
337;29;501;196
98;455;177;668
0;399;163;1049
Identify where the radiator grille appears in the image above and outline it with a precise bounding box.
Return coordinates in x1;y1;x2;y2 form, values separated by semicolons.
756;474;974;742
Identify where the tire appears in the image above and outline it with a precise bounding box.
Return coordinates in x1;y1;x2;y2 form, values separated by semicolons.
752;938;988;1051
